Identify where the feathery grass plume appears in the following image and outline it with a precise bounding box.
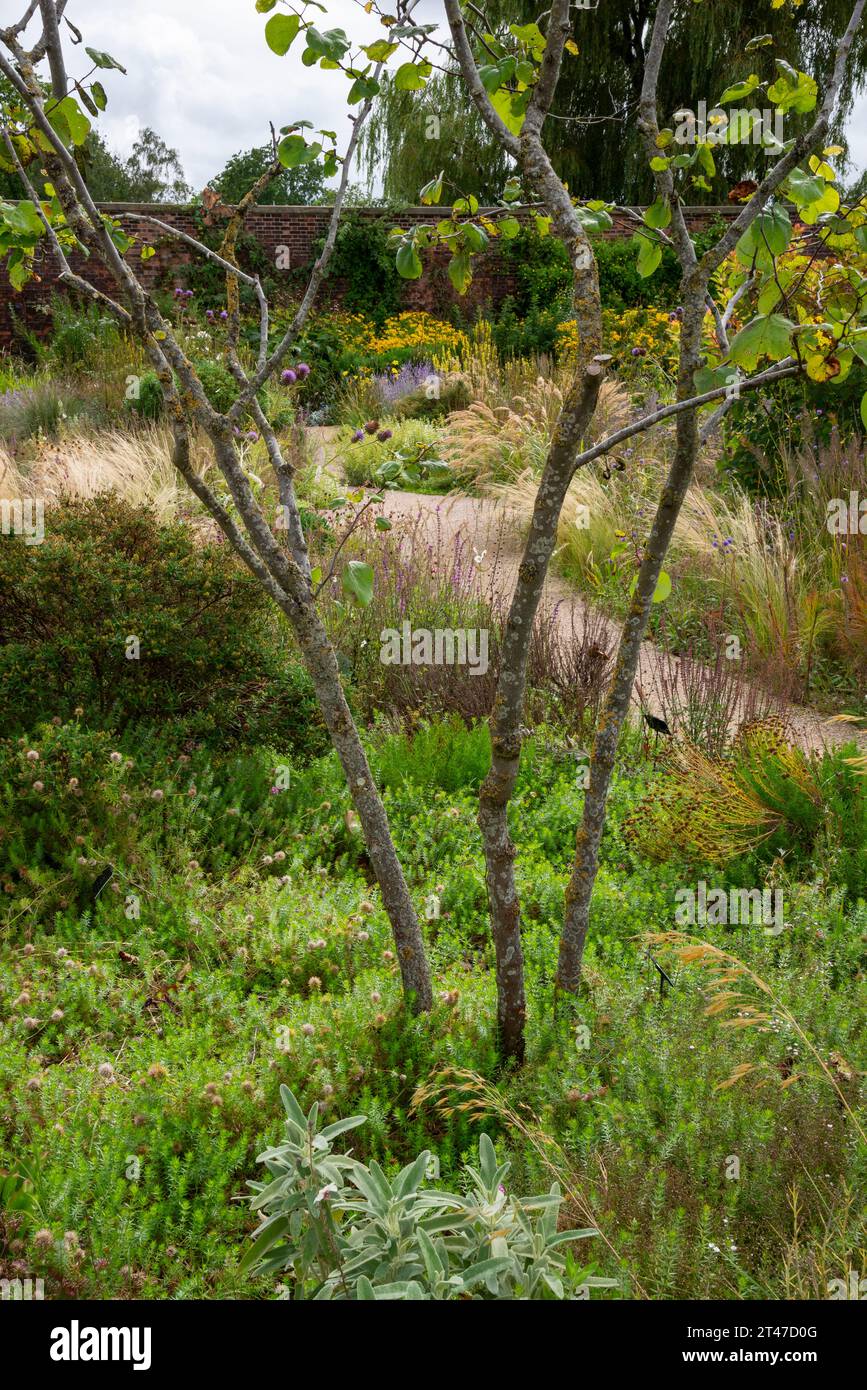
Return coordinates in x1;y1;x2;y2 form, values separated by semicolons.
411;1065;639;1298
641;932;865;1138
1;424;212;523
442;400;552;488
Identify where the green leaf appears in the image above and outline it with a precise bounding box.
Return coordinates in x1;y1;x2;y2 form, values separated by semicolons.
448;251;472;294
4;200;44;239
736;206;792;265
7;250;31;292
461;222;489;253
728;313;794;370
418;171;443;206
768;69;817;114
644;198;671;231
320;1114;367;1140
239;1213;289;1274
395;241;423;279
491;87;525;136
342;560;374;607
265;13;301;54
630;569;672;604
394;61;431;90
279;1085;307;1127
91;81;108;111
635;234;662;279
784;167;824;208
277;135;321;168
502;176;522;203
51;96;91;147
374;516;393;531
861;391;867;433
499;215;520;238
719;74;760;104
347;75;380;104
364;39;398;62
305;26;351;62
85;47;126;73
75;83;99;118
478;64;502;94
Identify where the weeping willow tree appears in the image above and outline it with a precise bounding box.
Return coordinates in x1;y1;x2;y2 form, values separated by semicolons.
364;0;867;204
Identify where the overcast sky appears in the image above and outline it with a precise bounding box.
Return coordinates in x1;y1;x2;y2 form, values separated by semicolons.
14;0;867;192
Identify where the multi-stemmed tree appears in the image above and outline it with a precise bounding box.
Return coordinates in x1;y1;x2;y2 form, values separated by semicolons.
2;0;865;1062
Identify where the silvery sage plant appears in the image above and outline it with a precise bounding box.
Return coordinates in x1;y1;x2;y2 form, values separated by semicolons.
242;1085;616;1300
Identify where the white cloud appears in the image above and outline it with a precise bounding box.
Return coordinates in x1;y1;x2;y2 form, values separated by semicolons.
24;0;393;189
13;3;867;193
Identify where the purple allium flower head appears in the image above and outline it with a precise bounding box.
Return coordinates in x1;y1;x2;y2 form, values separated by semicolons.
220;310;228;321
377;428;393;442
295;362;310;379
351;429;364;443
281;368;297;385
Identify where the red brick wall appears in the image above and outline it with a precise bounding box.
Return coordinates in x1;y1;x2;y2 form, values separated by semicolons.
0;203;740;349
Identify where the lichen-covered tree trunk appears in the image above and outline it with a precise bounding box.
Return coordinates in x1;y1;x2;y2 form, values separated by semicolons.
479;363;602;1061
556;282;707;991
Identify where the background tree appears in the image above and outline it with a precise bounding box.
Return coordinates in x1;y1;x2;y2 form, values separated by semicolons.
367;0;867;204
212;143;328;205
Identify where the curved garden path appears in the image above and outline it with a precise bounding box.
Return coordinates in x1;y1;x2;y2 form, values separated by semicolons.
312;430;866;755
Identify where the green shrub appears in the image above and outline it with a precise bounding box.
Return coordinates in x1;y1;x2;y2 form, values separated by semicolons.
192;358;241;415
499;224;684;317
0;494;328;756
128;370;165;421
340;418;446;488
393;373;472;421
317;213;403;323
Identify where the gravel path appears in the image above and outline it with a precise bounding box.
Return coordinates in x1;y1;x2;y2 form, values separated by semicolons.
311;429;865;754
378;489;865;755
